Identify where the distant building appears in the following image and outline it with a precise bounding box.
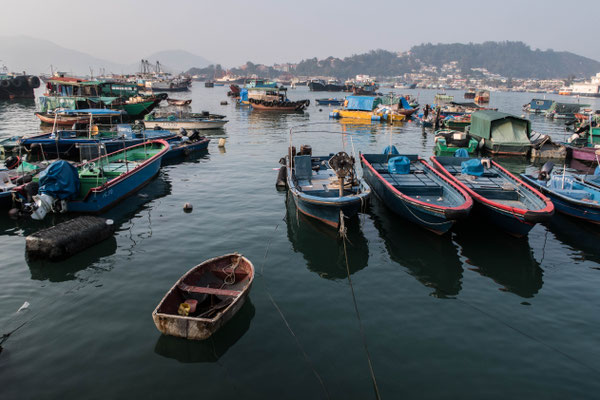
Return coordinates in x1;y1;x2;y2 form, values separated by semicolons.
569;72;600;97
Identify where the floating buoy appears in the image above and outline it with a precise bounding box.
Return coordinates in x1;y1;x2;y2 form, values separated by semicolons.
319;108;323;112
183;203;193;212
218;138;226;148
221;101;228;105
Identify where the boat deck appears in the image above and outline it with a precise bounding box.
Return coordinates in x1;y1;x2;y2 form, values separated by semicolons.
370;160;460;207
440;163;531;207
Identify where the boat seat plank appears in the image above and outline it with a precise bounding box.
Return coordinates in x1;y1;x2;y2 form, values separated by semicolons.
178;283;241;297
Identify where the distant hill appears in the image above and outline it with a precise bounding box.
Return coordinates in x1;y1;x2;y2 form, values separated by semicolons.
0;35;123;75
134;50;212;73
0;36;213;76
292;41;600;79
408;41;600;79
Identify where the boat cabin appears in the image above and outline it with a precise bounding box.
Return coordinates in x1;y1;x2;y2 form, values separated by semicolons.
526;99;554;113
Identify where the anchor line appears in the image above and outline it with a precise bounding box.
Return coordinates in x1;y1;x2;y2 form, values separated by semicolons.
261;218;331;399
339;211;382;400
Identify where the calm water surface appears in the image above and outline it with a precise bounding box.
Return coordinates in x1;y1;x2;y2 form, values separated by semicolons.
1;86;600;399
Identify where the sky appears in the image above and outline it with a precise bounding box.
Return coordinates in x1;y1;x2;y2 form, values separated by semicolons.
1;0;599;67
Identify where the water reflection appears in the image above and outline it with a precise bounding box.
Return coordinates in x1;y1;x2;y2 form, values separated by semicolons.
370;198;463;298
27;236;118;282
454;226;543;298
547;213;600;265
22;173;172;281
285;194;368;279
154;299;255;363
161;148;209;167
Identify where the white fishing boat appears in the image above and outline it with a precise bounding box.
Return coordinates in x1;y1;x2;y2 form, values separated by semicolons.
143;117;228;130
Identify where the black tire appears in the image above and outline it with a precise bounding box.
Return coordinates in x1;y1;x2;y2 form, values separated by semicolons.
28;76;40;88
12;78;23;88
0;79;9;88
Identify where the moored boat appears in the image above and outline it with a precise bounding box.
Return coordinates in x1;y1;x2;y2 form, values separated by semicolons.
468;111;531;156
26;139;169;219
34;108;124;126
143;112;228;130
315;98;345;106
520;171;600;224
361;150;472;234
163;132;210;161
152;253;255;340
166;99;192;106
430;156;554;237
434;130;478;156
19;124;176;159
285;147;370;228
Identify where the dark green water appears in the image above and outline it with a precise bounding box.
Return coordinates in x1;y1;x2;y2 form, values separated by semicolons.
1;86;600;399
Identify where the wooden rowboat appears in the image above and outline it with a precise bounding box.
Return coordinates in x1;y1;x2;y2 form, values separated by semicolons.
35;112;90;126
152;253;254;340
167;99;192;106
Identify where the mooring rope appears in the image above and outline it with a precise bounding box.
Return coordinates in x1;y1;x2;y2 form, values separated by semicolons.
339;212;382;400
261;219;331;399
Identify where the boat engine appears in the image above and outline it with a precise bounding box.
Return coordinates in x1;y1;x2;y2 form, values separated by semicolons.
29;194;67;220
329;152;355;196
538;161;554;181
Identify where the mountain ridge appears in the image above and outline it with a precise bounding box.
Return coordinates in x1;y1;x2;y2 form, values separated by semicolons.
0;36;212;75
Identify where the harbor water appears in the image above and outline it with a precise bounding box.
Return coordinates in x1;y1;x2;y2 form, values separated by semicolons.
1;86;600;399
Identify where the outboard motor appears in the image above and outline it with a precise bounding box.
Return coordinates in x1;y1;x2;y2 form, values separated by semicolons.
189;129;201;142
5;155;21;170
538;161;554;181
299;145;312;156
179;127;188;137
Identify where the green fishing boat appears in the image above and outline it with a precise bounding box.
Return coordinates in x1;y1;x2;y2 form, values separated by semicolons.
39;78;164;120
434;129;479;156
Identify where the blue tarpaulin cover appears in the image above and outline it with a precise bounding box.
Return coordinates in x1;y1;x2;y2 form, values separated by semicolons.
383;145;399;155
346;96;375;111
38;160;80;200
388;156;411;174
240;88;248;102
461;159;484;176
454;148;469;157
399;96;412;110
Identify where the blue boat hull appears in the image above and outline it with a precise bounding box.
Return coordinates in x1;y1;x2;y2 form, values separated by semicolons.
362;165;455;234
471;201;535;237
162;139;210;161
521;175;600;224
291;191;367;228
67;155;164;214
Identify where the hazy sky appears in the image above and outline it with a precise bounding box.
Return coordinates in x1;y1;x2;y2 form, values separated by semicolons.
2;0;599;66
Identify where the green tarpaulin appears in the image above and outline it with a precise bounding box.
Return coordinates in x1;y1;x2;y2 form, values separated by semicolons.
470;110;530;143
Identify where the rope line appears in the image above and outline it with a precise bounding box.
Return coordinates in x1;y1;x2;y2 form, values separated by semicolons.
261;219;331;399
339;212;382;400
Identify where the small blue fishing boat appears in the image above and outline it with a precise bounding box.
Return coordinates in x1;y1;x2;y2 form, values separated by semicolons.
19;124;175;159
361;148;473;234
27;139;169;219
431;156;554;237
520;172;600;224
315;98;345;106
286;149;370;228
163;133;210;161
